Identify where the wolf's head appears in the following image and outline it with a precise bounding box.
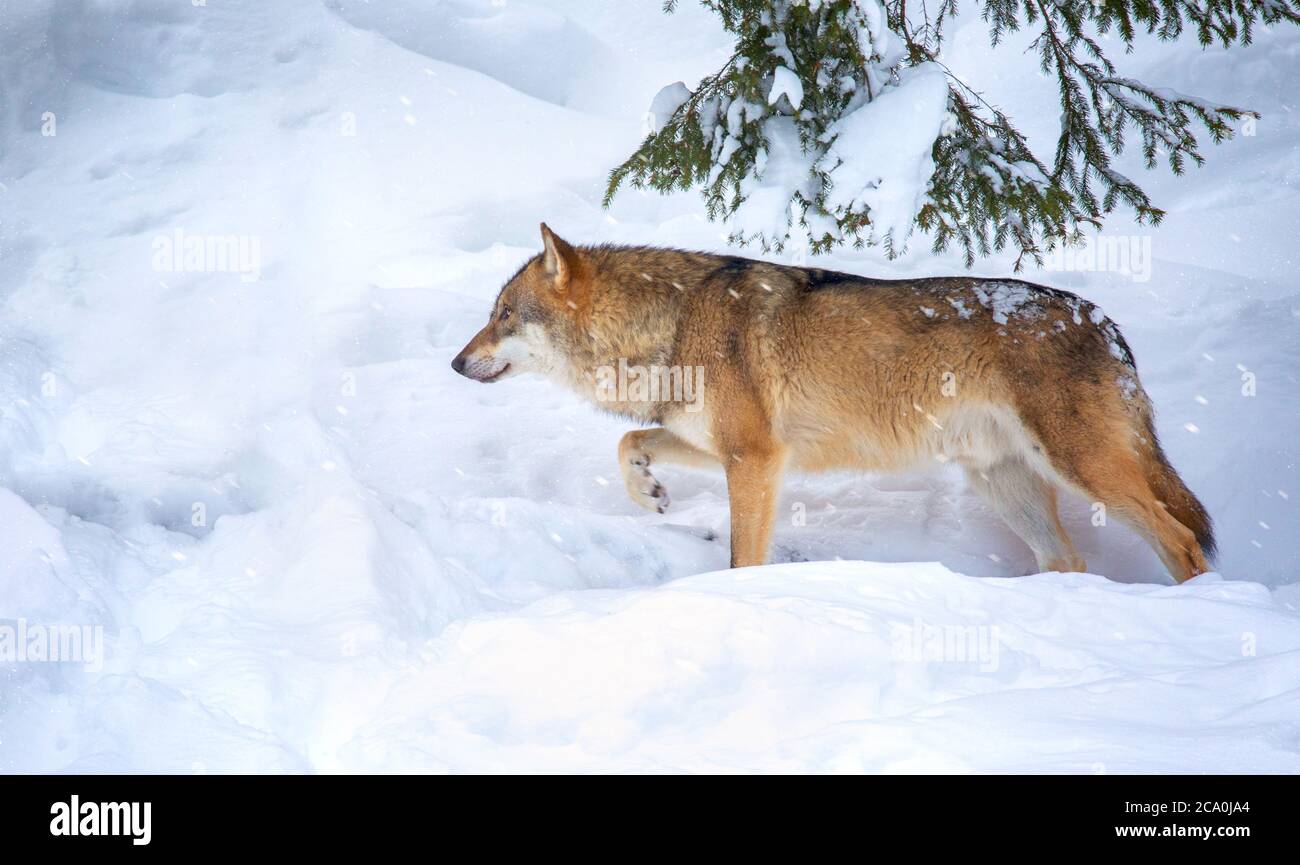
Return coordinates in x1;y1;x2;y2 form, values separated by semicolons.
451;223;588;383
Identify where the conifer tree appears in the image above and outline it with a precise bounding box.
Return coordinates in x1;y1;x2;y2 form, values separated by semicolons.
604;0;1294;266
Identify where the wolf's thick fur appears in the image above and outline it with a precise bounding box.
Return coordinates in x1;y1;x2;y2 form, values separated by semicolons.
453;225;1215;582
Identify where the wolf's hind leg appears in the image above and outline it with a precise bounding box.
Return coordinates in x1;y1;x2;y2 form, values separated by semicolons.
964;459;1085;573
1050;448;1208;583
618;428;717;513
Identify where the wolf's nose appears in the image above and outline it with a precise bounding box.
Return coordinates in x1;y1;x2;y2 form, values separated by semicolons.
451;355;467;375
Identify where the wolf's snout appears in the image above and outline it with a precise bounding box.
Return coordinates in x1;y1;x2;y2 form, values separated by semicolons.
451;347;510;382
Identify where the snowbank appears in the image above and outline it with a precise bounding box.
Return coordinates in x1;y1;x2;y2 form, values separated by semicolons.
344;562;1300;773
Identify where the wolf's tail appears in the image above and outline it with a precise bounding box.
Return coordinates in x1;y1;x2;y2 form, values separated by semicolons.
1140;416;1217;563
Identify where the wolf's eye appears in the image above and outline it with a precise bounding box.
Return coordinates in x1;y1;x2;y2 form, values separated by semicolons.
500;305;511;322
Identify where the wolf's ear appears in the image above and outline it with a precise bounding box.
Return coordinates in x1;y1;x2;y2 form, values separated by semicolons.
539;222;576;287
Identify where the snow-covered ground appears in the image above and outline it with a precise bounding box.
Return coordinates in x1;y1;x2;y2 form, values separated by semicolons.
1;0;1297;773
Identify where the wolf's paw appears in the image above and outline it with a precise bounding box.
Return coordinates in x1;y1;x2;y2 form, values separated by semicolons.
624;455;670;514
1037;554;1086;574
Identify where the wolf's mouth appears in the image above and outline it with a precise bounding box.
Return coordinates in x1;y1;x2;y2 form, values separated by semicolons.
479;363;511;382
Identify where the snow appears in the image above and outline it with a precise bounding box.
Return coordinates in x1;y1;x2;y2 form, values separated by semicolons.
730;116;818;244
854;0;906;70
1;0;1298;774
648;81;692;133
970;281;1042;325
345;562;1300;773
769;65;804;111
823;63;952;248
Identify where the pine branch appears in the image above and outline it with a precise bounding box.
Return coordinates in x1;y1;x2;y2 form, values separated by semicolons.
605;0;1294;265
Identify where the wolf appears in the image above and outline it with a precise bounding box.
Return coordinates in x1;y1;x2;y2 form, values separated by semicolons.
452;224;1215;582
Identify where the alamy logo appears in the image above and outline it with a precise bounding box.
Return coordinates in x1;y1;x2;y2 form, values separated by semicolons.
0;618;103;672
50;796;151;846
890;617;1001;672
1042;232;1152;283
152;228;261;282
595;358;704;412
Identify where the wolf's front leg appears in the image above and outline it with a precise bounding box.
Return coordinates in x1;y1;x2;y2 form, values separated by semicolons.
723;445;785;568
618;427;717;514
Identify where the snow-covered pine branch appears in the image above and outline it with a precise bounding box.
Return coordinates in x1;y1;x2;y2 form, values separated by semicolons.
606;0;1298;267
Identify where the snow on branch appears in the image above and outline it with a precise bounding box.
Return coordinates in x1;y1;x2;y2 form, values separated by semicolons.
608;0;1297;266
